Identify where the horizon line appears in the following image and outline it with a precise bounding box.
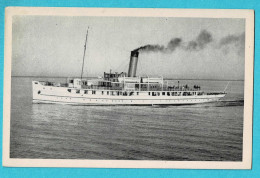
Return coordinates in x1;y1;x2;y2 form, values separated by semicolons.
11;75;244;81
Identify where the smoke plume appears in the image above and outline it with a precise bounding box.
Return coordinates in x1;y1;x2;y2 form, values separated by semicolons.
186;30;213;50
219;33;245;46
134;38;182;53
218;32;245;56
133;30;213;53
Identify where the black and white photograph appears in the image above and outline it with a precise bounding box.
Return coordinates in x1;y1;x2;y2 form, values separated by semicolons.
3;7;254;168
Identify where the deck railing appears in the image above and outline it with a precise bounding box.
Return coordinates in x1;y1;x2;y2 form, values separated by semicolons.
39;81;202;92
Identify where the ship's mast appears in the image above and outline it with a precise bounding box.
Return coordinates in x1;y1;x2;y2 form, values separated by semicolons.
80;27;89;80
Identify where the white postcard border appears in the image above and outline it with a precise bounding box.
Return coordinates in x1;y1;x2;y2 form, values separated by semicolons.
2;7;254;169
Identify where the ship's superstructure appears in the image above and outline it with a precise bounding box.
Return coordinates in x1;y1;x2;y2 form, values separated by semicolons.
32;49;226;105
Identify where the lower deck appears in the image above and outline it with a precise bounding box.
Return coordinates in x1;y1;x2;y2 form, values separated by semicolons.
32;96;223;105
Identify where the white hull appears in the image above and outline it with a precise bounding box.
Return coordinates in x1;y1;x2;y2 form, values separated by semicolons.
32;81;226;106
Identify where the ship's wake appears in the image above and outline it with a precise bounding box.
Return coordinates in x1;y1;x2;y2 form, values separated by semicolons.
151;99;244;109
215;99;244;107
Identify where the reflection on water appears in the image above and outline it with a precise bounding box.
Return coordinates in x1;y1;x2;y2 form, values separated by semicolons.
10;77;244;161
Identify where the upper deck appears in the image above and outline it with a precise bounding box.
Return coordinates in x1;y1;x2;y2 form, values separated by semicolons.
37;71;203;93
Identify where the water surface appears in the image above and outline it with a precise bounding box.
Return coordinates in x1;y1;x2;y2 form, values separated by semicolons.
10;77;244;161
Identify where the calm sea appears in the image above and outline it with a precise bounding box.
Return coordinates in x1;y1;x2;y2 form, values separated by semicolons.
10;77;244;161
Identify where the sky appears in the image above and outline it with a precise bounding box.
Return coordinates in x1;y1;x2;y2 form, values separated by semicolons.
12;16;245;80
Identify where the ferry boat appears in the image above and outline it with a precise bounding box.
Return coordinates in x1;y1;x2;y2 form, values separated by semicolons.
32;31;226;106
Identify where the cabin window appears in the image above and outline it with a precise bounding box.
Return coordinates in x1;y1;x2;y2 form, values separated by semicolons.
157;92;160;96
136;92;139;95
84;90;88;94
162;92;165;95
102;91;104;95
117;91;119;96
92;90;96;95
167;92;170;96
34;82;38;84
38;90;41;94
67;89;71;92
148;92;151;96
107;91;109;95
76;90;80;94
152;92;156;96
